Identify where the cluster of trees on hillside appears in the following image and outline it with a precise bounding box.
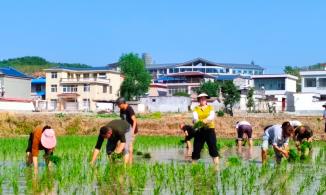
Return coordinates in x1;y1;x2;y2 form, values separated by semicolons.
0;56;91;75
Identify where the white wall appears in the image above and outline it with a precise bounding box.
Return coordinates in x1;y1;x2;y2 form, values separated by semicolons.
3;77;32;99
141;96;191;113
0;101;34;111
293;93;325;111
285;78;297;92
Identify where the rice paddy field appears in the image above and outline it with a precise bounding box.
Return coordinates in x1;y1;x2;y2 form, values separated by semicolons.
0;135;326;195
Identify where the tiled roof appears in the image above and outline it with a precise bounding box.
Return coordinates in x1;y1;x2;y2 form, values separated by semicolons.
31;77;46;84
146;58;264;70
215;74;251;81
51;66;110;71
107;57;265;70
168;71;216;78
218;63;264;70
0;67;32;79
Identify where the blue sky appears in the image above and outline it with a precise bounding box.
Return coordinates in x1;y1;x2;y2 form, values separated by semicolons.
0;1;325;73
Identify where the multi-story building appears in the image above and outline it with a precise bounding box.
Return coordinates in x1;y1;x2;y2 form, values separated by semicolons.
300;65;326;100
107;57;265;79
45;67;123;111
152;71;215;96
146;58;264;79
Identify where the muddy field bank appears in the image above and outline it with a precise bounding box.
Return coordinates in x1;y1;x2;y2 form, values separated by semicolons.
0;112;325;140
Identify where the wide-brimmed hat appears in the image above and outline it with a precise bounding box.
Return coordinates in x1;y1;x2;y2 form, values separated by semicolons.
41;129;57;149
197;93;210;101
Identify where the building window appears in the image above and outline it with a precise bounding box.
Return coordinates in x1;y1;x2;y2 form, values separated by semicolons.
50;99;57;110
304;78;316;87
98;73;106;79
84;84;90;92
83;99;90;108
168;87;188;95
254;79;285;90
103;85;108;93
51;72;57;79
63;85;78;93
83;73;90;79
51;85;57;92
320;95;326;101
318;78;326;87
109;86;112;94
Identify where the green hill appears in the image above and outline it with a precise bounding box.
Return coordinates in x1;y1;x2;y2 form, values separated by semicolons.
0;56;92;76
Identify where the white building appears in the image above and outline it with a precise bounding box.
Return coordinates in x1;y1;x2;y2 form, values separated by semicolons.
300;68;326;100
252;74;297;95
251;74;298;112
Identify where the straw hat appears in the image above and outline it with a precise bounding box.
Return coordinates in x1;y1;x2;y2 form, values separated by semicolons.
197;93;210;101
41;129;57;149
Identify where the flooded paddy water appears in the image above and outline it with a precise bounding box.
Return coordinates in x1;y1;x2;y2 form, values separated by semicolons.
0;136;326;194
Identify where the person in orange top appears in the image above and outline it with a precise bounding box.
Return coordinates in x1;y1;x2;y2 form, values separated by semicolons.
26;125;57;172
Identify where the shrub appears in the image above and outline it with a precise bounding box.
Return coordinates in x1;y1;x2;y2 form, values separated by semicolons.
66;118;82;135
216;110;224;117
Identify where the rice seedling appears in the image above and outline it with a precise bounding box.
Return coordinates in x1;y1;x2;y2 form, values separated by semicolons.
288;148;300;162
227;156;242;166
0;135;325;194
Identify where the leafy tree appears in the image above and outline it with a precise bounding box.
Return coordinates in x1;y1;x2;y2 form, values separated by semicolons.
196;81;220;97
246;87;255;112
283;66;301;92
221;81;240;116
119;53;151;100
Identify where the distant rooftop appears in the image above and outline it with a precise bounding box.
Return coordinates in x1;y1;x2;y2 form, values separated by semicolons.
252;74;298;80
0;67;32;79
107;57;264;70
45;66;120;73
215;74;251;81
31;77;46;84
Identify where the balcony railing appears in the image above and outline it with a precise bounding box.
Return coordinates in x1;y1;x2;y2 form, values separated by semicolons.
60;78;110;84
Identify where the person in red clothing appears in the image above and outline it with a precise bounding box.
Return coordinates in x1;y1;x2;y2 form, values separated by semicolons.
26;125;57;173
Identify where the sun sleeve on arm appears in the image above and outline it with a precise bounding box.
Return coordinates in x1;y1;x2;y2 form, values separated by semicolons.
95;135;104;150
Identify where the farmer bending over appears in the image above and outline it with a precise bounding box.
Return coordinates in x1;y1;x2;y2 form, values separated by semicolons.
235;121;253;148
179;122;196;155
294;125;313;150
261;122;294;164
90;119;133;165
26;125;57;174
